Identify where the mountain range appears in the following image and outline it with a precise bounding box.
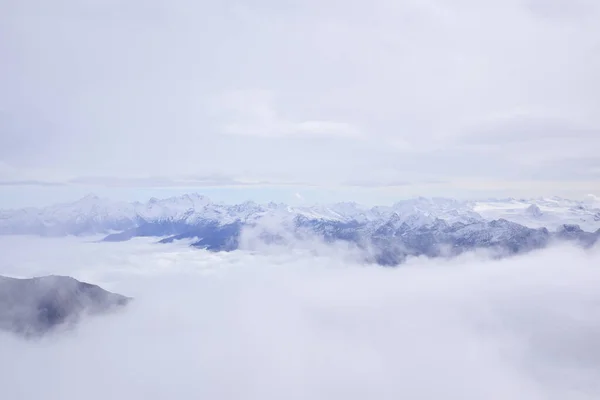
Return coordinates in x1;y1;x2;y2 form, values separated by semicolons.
1;193;599;265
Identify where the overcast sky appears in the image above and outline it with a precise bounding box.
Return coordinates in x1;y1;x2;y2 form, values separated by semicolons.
1;0;599;207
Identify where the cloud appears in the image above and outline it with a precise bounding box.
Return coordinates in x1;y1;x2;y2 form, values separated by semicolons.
0;161;68;186
342;179;426;188
0;174;315;189
525;0;598;20
1;0;599;196
1;236;600;399
213;89;361;138
0;180;65;187
69;175;252;188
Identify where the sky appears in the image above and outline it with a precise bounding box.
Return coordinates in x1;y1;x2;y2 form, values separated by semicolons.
2;236;600;399
1;0;599;207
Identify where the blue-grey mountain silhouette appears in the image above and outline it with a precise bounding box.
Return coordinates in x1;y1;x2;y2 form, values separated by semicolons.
0;275;130;338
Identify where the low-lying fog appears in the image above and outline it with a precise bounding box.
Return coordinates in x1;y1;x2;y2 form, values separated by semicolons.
1;236;600;399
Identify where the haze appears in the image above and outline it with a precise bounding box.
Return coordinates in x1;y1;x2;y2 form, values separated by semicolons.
2;0;600;207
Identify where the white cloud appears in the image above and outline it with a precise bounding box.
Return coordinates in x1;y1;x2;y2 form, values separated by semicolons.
1;237;600;398
214;89;361;138
1;0;599;197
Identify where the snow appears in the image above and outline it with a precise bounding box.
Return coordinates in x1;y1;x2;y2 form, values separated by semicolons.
473;198;600;232
1;194;599;236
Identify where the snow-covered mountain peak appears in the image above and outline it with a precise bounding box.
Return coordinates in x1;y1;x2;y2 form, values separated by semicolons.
178;193;212;204
66;193;113;208
1;193;599;265
49;194;132;217
526;204;543;217
78;193;102;202
473;197;600;231
1;193;599;239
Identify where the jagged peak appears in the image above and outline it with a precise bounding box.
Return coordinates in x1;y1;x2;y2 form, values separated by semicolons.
1;194;598;241
387;212;402;223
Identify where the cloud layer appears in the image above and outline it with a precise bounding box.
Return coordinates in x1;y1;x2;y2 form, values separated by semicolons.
1;236;600;399
2;0;599;195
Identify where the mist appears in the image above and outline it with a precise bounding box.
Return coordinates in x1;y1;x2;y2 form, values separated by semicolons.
1;236;600;399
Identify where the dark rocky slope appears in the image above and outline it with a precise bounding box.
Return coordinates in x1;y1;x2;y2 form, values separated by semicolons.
0;275;130;337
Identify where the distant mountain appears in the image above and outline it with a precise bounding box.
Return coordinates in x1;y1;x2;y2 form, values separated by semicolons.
0;194;491;236
470;196;600;232
0;275;130;338
525;204;543;218
1;194;599;266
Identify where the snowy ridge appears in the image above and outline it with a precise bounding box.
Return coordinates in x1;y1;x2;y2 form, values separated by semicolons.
1;193;598;234
0;193;489;235
0;193;598;265
471;195;600;232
